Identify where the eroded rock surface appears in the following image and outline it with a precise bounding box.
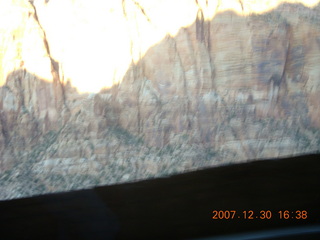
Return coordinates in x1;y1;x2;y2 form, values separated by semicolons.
0;0;320;199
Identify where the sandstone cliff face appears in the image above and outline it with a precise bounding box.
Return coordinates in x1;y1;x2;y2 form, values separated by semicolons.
0;0;320;199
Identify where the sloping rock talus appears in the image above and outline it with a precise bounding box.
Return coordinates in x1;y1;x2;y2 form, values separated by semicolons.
0;0;319;199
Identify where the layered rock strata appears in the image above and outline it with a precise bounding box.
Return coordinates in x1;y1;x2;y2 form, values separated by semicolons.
0;0;319;199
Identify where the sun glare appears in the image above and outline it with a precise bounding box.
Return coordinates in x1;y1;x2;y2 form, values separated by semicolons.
0;0;319;93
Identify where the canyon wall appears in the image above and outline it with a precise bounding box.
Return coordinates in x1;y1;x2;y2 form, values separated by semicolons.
0;0;320;199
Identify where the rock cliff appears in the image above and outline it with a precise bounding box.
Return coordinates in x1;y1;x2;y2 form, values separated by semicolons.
0;0;320;199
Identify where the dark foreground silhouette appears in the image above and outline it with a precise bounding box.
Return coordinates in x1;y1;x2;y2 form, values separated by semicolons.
1;153;320;239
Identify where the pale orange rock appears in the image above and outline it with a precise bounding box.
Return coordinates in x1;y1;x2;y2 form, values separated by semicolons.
0;0;319;200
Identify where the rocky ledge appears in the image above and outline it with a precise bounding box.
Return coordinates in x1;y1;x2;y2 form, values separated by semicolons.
0;0;320;199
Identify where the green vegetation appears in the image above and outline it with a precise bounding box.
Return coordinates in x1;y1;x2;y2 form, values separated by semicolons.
250;11;287;24
28;130;59;162
89;142;94;151
157;145;175;156
181;134;189;141
293;128;312;148
205;148;217;161
0;169;12;182
108;126;144;145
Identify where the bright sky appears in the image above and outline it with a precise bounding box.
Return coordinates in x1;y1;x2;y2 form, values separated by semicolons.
0;0;319;92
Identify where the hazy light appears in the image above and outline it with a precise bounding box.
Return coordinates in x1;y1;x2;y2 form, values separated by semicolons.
0;0;319;92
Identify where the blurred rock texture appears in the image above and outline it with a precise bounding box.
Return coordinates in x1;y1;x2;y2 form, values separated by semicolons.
0;0;320;199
